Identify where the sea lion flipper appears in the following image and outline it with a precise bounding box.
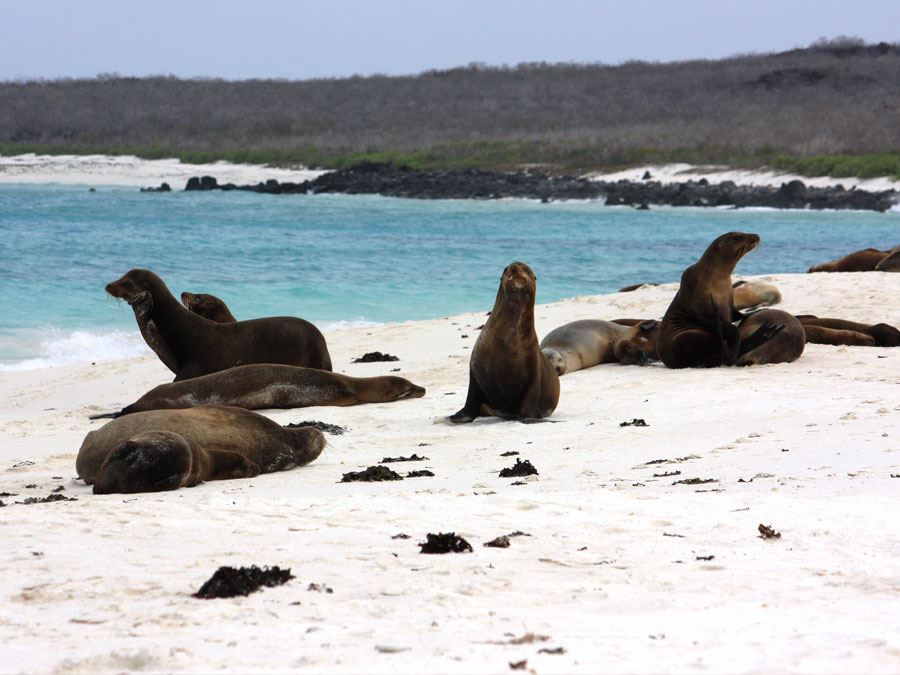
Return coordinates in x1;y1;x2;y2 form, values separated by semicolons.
204;449;261;481
450;370;487;424
738;321;784;357
89;411;121;420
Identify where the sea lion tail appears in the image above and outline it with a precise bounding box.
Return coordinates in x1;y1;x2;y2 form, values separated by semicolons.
89;411;121;420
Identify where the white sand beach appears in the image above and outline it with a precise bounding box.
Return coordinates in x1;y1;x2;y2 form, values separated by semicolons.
0;272;898;673
0;154;324;188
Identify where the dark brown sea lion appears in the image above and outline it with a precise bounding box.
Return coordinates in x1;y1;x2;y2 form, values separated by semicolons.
90;365;426;418
181;291;237;323
619;282;659;292
801;325;875;347
732;280;781;310
613;320;660;365
874;245;900;272
795;316;900;347
807;248;891;273
105;269;332;380
77;407;325;494
450;262;559;423
658;232;784;369
735;310;805;365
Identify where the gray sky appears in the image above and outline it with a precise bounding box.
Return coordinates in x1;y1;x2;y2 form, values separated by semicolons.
1;0;897;81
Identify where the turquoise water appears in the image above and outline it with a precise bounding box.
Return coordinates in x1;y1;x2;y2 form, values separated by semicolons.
1;183;898;366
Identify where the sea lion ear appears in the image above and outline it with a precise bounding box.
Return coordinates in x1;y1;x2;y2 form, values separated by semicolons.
639;319;658;331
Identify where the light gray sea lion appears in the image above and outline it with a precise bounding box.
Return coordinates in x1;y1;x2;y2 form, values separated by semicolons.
658;232;784;368
539;319;660;374
90;365;426;418
77;407;325;494
450;262;559;423
735;309;805;365
181;291;237;323
105;269;332;380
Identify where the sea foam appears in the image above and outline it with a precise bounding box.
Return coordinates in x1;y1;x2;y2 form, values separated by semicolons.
0;329;149;372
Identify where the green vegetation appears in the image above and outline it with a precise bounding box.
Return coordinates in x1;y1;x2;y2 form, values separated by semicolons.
772;153;900;180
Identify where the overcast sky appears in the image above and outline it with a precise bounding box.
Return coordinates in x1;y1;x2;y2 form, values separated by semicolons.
1;0;897;81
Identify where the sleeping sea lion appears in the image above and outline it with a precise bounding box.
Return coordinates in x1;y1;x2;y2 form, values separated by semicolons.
658;232;784;369
90;365;426;418
735;309;805;365
450;262;559;423
732;280;782;310
105;269;332;380
540;319;659;374
874;245;900;272
795;316;899;347
181;291;237;323
77;407;325;494
807;248;890;273
613;319;660;365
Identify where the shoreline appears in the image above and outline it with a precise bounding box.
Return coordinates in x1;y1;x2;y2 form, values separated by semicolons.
1;273;898;673
2;153;899;211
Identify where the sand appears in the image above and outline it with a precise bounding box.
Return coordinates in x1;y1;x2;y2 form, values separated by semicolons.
0;272;898;674
0;153;323;188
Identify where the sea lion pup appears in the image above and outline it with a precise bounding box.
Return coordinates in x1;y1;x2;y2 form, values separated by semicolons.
732;280;782;310
658;232;784;369
450;262;559;423
735;309;805;365
77;407;325;494
90;365;426;418
540;319;660;374
795;316;900;347
181;291;237;323
807;248;890;273
105;269;332;380
874;245;900;272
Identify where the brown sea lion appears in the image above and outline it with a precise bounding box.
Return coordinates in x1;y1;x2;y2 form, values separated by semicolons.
658;232;784;369
619;282;659;292
874;245;900;272
795;316;900;347
90;365;426;418
77;407;325;494
732;280;782;310
613;320;660;365
801;325;875;347
105;269;332;380
450;262;559;423
181;291;237;323
735;310;805;365
807;248;890;273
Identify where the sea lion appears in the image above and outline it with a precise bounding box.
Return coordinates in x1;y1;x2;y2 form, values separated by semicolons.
450;262;559;423
807;248;891;273
540;320;626;375
105;269;332;380
795;316;899;347
181;291;237;323
540;319;660;374
732;280;782;310
90;365;426;418
801;325;875;347
658;232;784;369
619;282;659;292
735;310;805;365
77;407;325;494
874;245;900;272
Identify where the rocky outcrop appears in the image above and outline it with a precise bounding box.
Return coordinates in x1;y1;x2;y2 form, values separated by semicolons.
177;162;898;212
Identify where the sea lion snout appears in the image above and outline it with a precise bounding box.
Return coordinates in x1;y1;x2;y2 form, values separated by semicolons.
397;383;426;400
502;262;537;295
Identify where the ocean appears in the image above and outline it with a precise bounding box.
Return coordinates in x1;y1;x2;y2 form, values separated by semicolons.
1;183;897;368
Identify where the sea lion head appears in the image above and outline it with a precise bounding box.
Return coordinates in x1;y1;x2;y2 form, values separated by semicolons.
385;377;426;401
105;269;161;316
500;261;537;301
180;291;232;322
870;323;900;347
541;348;568;376
703;232;760;269
92;430;193;494
614;319;660;365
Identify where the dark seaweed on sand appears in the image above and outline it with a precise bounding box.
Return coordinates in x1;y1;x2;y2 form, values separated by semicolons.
193;565;294;599
406;470;435;478
758;524;782;539
620;418;648;427
340;465;403;482
285;421;346;435
19;493;77;505
499;458;539;478
484;535;511;548
380;453;429;463
672;477;717;485
419;532;473;554
353;351;399;363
